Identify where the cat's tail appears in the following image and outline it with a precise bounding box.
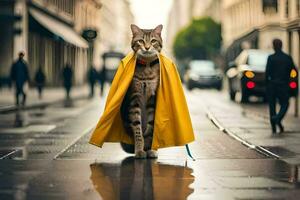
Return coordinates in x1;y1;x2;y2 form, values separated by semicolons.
120;142;134;154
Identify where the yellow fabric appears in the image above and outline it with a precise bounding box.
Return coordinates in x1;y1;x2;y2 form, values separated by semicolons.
89;52;195;150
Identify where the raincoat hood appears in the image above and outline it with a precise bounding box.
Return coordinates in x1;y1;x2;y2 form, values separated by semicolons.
89;52;195;150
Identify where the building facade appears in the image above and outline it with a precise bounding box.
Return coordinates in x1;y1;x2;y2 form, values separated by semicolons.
74;0;102;77
96;0;133;69
72;0;133;73
0;0;133;86
222;0;300;67
166;0;221;57
0;0;91;86
166;0;192;56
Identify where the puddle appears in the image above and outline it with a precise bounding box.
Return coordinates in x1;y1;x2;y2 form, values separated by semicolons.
90;157;194;199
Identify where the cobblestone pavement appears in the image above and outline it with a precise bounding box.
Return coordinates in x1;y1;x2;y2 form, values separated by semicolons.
0;88;300;200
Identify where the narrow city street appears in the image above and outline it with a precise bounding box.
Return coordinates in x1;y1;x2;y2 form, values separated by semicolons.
1;88;300;200
1;0;300;199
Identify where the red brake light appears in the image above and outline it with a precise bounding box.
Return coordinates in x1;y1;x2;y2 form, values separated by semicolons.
289;81;297;89
246;81;255;89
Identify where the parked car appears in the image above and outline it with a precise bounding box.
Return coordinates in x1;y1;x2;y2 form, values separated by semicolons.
226;49;298;102
186;60;223;90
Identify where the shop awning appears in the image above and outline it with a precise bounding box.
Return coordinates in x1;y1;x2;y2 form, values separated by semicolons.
29;8;89;49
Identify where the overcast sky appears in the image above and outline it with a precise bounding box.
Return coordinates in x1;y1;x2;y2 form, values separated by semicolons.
129;0;174;31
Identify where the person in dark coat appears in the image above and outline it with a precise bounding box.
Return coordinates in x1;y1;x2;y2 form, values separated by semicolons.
265;39;295;134
10;52;30;106
34;66;46;99
62;64;73;99
99;64;106;97
87;66;98;97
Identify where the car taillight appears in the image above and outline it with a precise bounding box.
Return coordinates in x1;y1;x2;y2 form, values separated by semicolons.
290;69;297;78
245;71;255;78
246;81;255;89
289;81;297;89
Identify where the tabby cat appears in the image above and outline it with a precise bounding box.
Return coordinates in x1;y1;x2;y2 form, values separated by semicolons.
120;24;163;158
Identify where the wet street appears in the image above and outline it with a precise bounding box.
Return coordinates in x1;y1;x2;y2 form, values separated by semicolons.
0;89;300;200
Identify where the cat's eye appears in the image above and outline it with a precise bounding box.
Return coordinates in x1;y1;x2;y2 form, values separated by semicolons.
151;39;157;44
138;39;144;44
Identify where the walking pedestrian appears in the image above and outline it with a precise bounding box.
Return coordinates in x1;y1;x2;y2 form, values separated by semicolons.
87;65;98;97
62;63;73;100
10;52;30;106
266;39;296;134
34;66;46;99
99;64;106;97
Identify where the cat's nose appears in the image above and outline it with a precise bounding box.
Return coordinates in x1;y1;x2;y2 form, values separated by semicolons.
145;46;150;50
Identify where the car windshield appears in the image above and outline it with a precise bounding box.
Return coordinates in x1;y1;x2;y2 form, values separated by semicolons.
190;61;216;74
247;51;271;71
105;57;121;70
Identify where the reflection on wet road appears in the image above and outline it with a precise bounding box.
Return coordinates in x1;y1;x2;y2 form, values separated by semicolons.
90;157;194;200
0;98;97;160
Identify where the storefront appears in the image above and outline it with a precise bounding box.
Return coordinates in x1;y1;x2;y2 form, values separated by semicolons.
28;6;88;85
0;1;89;87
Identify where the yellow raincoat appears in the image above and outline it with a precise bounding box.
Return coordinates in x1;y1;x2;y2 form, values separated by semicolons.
89;52;195;150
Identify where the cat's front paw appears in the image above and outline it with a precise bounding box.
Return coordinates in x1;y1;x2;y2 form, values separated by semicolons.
147;150;158;158
135;150;147;159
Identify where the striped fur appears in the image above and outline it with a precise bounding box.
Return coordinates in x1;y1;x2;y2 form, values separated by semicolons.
120;24;163;158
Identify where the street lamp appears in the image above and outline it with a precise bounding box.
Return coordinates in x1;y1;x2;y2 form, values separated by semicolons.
82;29;98;67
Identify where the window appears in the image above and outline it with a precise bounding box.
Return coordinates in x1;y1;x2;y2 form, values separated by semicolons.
262;0;278;13
285;0;289;18
297;0;300;16
247;51;271;70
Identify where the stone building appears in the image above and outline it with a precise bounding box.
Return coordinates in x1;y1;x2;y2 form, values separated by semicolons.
222;0;300;67
0;0;91;86
74;0;102;78
75;0;133;70
166;0;221;56
96;0;133;68
0;0;133;86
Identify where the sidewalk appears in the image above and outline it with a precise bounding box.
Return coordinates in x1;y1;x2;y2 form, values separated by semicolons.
204;91;300;167
0;86;91;112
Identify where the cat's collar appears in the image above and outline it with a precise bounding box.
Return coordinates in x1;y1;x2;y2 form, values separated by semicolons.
136;58;159;67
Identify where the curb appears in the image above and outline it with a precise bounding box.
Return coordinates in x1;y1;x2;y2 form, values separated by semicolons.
206;109;280;159
53;126;94;160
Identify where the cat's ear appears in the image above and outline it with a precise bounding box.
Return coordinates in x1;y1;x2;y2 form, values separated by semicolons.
131;24;142;35
153;24;163;36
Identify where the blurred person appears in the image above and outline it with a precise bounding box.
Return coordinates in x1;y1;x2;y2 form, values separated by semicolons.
87;65;98;97
99;63;106;97
34;66;46;99
62;63;73;99
266;39;295;134
10;52;30;106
